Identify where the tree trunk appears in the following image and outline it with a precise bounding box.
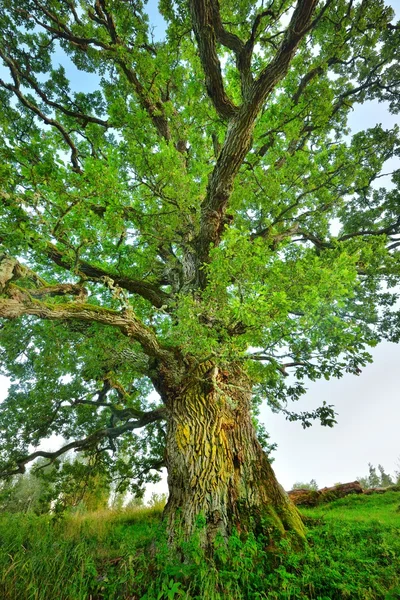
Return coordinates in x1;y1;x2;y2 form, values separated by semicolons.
163;361;305;550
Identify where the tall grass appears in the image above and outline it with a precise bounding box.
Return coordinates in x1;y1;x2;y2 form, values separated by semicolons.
1;493;400;599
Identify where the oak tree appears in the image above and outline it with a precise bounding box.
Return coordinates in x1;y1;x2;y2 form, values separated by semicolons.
1;0;400;547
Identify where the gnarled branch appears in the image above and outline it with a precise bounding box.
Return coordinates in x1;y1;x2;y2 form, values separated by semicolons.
0;255;171;361
0;63;82;172
0;296;169;361
251;0;320;108
46;244;171;309
12;1;185;152
0;48;109;128
1;407;166;477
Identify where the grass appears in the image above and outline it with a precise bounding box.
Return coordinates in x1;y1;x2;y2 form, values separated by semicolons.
301;490;400;526
0;492;399;599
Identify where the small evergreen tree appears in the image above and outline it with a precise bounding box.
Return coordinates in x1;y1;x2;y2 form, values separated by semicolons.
395;458;400;484
358;462;395;489
378;464;394;488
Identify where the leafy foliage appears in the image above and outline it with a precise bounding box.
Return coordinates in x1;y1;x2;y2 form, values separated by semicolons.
0;461;52;514
0;454;113;514
0;0;399;497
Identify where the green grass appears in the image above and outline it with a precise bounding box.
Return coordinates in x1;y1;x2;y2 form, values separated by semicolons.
300;490;400;526
0;492;399;599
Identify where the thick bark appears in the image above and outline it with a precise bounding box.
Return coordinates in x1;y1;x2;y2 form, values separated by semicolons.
163;361;305;549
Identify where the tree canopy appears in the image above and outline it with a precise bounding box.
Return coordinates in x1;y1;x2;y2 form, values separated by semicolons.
0;0;399;507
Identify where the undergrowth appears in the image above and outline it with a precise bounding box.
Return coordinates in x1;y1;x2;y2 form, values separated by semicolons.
0;492;399;599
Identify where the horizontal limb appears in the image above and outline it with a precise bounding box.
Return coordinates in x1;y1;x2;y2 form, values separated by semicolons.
0;254;172;362
46;244;171;309
1;408;166;477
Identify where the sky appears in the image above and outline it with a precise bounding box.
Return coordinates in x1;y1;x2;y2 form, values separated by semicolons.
0;0;399;496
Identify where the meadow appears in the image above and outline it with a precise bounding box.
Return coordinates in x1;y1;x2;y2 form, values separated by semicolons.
0;491;399;600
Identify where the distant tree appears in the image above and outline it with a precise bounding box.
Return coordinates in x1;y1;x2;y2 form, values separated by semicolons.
395;458;400;484
292;479;318;491
148;493;168;510
109;488;128;510
378;464;394;488
368;463;381;488
358;463;379;488
125;495;145;510
0;462;52;514
358;462;394;489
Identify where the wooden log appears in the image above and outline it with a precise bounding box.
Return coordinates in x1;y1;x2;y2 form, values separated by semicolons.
287;488;321;507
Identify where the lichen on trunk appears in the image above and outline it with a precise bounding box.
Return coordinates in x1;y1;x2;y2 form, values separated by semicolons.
163;361;305;549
